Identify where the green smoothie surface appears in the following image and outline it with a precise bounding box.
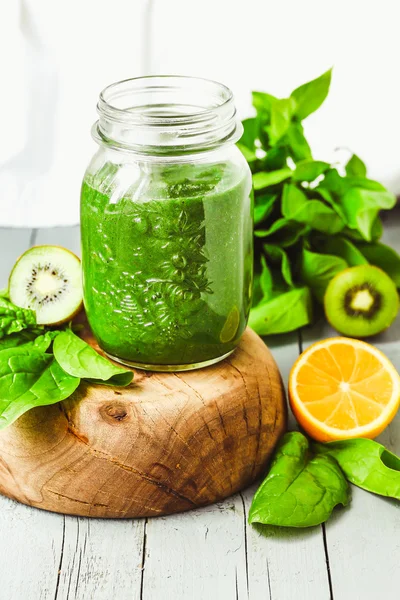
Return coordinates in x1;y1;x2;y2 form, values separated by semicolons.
81;160;252;367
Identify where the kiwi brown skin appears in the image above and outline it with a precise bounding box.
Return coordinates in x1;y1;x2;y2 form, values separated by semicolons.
324;265;399;338
9;245;83;326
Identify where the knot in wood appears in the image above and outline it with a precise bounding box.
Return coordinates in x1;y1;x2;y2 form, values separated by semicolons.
102;403;129;423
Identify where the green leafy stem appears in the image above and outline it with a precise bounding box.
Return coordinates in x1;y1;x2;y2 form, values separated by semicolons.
240;69;400;335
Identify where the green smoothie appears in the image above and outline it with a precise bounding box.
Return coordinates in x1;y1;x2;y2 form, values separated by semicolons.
81;161;253;368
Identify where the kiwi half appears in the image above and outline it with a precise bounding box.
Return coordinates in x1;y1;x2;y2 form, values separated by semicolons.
324;265;399;337
9;245;83;326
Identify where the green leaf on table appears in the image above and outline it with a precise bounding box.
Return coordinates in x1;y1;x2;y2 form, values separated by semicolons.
53;329;133;386
0;330;60;353
264;244;294;287
313;236;368;267
249;432;350;527
282;184;345;234
356;242;400;286
292;160;330;182
255;218;308;247
254;194;277;225
290;69;332;120
346;153;367;178
340;187;396;241
0;349;80;428
253;168;292;191
249;287;312;335
0;297;37;339
300;248;347;302
314;438;400;500
286;121;312;161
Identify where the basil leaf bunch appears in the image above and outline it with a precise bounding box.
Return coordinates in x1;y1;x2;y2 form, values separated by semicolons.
0;308;133;430
250;432;400;529
240;69;400;335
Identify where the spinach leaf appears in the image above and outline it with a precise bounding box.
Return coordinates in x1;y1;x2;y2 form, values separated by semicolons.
300;248;347;302
282;184;344;234
249;287;312;335
313;236;368;267
346;154;367;178
0;350;80;429
254;194;277;225
314;438;400;500
292;160;330;182
0;330;40;350
253;168;292;191
290;69;332;120
53;329;133;386
356;242;400;287
0;297;36;339
264;244;294;287
0;330;60;353
249;432;350;527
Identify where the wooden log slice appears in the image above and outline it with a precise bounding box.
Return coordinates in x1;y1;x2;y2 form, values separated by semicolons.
0;324;287;518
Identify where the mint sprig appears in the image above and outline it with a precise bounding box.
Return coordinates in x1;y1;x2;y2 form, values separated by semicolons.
241;69;399;335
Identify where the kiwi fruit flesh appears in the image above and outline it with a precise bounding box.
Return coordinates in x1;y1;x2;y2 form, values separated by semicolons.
9;245;83;326
324;265;399;337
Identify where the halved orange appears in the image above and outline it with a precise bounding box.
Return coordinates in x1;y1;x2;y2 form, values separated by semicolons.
289;337;400;442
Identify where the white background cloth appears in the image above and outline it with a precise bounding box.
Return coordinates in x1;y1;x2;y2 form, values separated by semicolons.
1;0;400;227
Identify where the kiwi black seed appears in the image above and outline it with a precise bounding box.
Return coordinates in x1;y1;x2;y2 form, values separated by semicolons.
9;245;83;326
324;265;399;338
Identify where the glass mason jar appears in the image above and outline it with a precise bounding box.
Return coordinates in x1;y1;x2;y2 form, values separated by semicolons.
81;76;253;371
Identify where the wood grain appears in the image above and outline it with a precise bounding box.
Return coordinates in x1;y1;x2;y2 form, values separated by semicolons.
0;323;286;518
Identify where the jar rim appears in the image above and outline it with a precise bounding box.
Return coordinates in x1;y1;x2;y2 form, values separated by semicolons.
94;75;242;155
98;74;234;121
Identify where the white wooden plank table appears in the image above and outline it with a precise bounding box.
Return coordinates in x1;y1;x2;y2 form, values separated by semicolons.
0;217;399;600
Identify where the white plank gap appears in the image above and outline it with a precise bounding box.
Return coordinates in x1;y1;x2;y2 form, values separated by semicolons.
55;517;145;600
140;496;249;599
